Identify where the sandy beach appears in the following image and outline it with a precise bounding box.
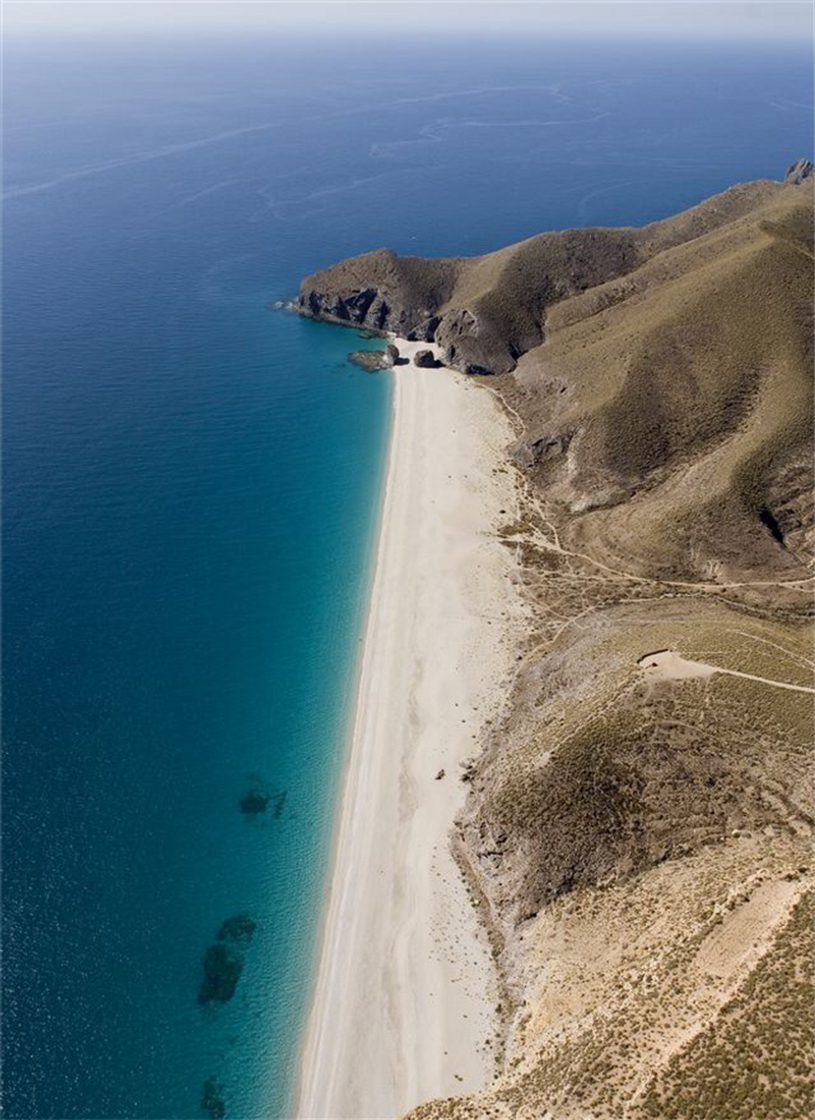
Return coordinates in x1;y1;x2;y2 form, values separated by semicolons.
296;339;522;1119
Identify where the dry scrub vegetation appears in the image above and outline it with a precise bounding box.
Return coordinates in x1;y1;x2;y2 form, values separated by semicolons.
403;178;814;1120
408;549;813;1120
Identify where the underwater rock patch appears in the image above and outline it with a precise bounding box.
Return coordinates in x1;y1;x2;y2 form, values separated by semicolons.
198;913;259;1005
239;788;271;815
198;943;243;1005
217;913;257;945
239;787;287;819
201;1078;226;1119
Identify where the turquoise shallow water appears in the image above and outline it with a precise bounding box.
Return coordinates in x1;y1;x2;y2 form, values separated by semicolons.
2;30;812;1120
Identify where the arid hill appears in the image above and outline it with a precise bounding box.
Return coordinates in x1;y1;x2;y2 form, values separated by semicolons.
298;175;809;374
300;173;813;587
298;166;815;1120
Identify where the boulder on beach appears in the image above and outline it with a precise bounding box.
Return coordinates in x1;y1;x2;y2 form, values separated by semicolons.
414;349;439;368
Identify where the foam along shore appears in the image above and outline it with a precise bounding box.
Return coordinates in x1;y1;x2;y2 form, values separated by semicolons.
296;338;523;1119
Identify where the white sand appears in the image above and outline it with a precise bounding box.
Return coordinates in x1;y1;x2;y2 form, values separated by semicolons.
638;650;717;683
296;339;522;1119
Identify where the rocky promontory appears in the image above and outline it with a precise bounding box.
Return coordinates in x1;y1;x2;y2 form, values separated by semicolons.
296;165;813;378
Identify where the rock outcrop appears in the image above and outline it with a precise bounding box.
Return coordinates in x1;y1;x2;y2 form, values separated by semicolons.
297;167;809;377
297;247;462;341
785;157;814;184
347;341;401;371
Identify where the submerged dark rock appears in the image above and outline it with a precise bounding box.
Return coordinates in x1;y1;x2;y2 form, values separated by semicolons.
201;1078;226;1120
198;943;243;1005
217;913;257;945
239;780;286;819
239;789;271;815
198;910;261;1005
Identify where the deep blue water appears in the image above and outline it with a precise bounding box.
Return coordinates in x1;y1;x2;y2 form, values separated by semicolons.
2;30;812;1120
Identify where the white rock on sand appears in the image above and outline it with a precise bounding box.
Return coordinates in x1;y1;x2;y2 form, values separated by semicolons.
296;338;523;1119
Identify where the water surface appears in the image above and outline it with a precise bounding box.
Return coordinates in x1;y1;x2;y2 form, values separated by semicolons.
2;31;812;1119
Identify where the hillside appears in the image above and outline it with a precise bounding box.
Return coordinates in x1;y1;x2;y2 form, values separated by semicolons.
297;177;802;376
300;172;813;588
297;166;815;1120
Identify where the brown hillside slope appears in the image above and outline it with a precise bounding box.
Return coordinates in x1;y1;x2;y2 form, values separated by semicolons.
297;171;815;1120
405;594;814;1120
506;183;814;583
297;178;790;376
301;177;813;584
411;181;812;1120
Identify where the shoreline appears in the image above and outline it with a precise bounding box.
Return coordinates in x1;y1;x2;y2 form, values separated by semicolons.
295;339;522;1119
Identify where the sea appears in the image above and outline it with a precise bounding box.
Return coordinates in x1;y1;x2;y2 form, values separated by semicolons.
2;29;812;1120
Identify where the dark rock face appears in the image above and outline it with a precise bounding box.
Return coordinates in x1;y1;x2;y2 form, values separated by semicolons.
305;287;380;324
413;349;438;368
784;158;814;185
437;307;476;341
301;288;413;337
198;943;243;1005
406;316;442;342
296;248;477;365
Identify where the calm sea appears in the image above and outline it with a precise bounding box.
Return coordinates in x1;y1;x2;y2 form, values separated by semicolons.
2;31;812;1120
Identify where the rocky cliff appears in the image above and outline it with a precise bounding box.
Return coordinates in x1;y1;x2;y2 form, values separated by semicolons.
297;173;807;378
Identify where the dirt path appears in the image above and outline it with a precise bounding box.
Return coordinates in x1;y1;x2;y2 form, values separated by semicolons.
638;649;815;694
